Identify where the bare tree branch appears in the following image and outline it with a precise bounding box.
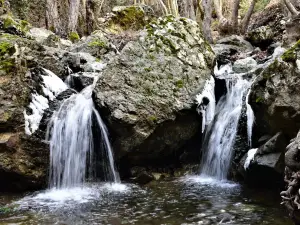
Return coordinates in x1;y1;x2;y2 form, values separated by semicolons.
283;0;299;16
240;0;257;34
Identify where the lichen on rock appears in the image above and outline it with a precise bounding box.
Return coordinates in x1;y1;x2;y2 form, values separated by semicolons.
94;16;215;170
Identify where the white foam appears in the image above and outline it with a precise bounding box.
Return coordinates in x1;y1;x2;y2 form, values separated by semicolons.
15;183;130;209
214;63;232;79
296;59;300;71
181;175;239;188
244;148;258;170
24;69;67;135
42;69;68;100
24;94;49;135
196;76;216;133
246;91;255;146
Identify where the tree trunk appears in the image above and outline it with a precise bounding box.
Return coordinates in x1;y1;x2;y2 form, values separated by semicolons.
283;0;299;16
240;0;257;34
202;0;213;43
231;0;241;33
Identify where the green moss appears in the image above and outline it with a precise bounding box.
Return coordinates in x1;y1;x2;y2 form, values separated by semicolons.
175;80;184;88
0;59;14;72
2;16;30;34
68;32;80;43
88;39;107;48
0;206;13;214
281;40;300;62
255;96;264;103
148;115;158;123
0;42;15;73
0;42;14;57
144;67;152;72
108;6;148;32
3;16;16;29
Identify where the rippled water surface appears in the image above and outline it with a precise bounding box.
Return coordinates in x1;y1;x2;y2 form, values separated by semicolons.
0;177;292;225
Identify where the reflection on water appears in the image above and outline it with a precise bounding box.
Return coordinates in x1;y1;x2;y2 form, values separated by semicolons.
0;177;292;225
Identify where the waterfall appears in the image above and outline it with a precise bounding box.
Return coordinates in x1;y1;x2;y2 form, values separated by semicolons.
46;81;119;189
198;64;254;181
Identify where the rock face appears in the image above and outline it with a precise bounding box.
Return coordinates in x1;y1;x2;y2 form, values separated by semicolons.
233;57;257;73
281;130;300;225
247;3;285;47
249;40;300;139
239;132;287;186
0;16;72;191
94;16;214;169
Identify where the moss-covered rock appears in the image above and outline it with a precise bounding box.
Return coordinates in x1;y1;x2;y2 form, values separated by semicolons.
68;31;80;43
246;25;274;49
94;16;215;170
249;40;300;139
102;5;154;34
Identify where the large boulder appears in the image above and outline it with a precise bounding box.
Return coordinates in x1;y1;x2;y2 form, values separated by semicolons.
239;132;287;186
247;3;285;47
0;28;71;191
281;130;300;224
249;40;300;140
94;16;215;169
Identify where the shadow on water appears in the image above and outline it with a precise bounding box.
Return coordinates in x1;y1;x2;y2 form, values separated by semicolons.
0;178;293;225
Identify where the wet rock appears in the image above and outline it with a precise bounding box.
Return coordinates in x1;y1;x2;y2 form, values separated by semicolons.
0;133;49;191
250;40;300;139
246;26;274;49
101;5;154;34
94;16;214;169
68;72;98;91
248;3;285;45
285;15;300;45
130;167;155;185
281;130;300;225
63;51;107;74
213;35;254;65
233;57;257;73
239;132;287;186
0;28;71;190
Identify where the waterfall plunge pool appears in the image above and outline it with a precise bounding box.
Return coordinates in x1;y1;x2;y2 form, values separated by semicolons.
0;178;292;225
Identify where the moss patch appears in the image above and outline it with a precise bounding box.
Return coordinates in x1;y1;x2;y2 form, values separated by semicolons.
68;32;80;43
281;40;300;62
88;39;107;48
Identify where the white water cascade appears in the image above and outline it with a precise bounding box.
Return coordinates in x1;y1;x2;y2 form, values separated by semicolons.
196;46;286;181
46;79;120;189
198;64;254;181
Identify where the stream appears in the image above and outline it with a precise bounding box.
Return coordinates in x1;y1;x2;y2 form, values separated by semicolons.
0;177;292;225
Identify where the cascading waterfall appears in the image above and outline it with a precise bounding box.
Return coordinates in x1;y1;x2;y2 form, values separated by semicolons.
46;77;119;189
196;63;254;181
196;47;286;181
199;68;254;180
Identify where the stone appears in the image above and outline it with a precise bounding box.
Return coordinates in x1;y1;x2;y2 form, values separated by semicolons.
246;26;275;49
233;57;257;73
239;132;287;186
250;40;300;139
248;3;285;45
213;35;254;66
94;16;214;168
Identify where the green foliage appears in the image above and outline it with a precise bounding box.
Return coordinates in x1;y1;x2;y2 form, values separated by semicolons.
239;0;270;17
144;67;152;72
175;80;184;88
88;39;107;48
0;41;15;73
0;42;14;56
148;115;158;123
69;32;80;43
281;40;300;62
0;206;12;213
256;96;264;103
